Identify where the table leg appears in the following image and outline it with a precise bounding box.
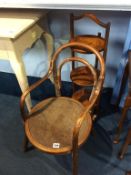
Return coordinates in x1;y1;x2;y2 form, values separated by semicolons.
42;31;54;82
9;53;32;112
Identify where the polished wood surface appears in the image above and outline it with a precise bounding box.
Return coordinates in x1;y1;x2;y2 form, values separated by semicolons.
114;51;131;144
70;13;110;86
20;42;105;175
69;13;110;116
113;51;131;160
71;65;100;86
72;88;91;107
70;35;105;54
119;128;131;159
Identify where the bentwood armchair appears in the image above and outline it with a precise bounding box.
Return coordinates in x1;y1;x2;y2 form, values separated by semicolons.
70;13;110;114
20;42;105;175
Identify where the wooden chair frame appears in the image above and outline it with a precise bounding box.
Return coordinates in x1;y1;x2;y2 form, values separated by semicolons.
113;51;131;161
70;13;110;68
114;51;131;144
69;13;110;116
20;42;105;175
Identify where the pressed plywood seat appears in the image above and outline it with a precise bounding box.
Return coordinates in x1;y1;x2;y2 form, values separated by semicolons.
20;42;105;175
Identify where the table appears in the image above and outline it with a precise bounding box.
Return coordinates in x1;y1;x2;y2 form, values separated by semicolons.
0;10;54;111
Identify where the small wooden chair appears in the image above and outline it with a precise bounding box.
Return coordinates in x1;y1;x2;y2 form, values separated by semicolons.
114;51;131;144
113;51;131;160
20;42;105;175
70;13;110;114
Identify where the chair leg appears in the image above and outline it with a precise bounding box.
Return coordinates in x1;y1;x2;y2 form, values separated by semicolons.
72;149;78;175
93;89;102;117
93;100;100;118
113;106;128;144
23;133;29;152
118;128;131;159
126;171;131;175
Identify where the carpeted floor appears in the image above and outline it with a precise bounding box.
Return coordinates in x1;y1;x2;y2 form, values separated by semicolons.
0;91;131;175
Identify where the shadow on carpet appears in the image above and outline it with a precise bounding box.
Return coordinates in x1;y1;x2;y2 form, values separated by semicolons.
0;93;131;175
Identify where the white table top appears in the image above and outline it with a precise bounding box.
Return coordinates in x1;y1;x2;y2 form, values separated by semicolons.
0;11;42;39
0;0;131;11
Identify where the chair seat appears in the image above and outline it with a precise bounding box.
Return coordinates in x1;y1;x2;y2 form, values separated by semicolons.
71;35;105;54
70;66;99;86
25;97;92;154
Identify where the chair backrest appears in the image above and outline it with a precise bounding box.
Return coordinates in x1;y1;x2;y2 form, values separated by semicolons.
48;42;105;112
70;13;110;61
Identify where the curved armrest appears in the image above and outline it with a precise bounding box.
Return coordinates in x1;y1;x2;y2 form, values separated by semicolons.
20;67;53;121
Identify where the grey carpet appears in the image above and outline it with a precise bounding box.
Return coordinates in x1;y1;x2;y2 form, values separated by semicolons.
0;93;131;175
